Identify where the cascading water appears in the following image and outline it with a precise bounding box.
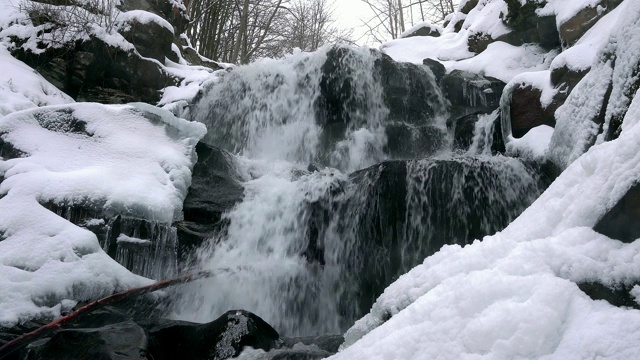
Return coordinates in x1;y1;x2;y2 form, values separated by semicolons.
175;45;545;336
190;46;390;173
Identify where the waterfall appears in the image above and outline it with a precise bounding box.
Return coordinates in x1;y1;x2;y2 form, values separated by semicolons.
176;46;544;336
468;110;499;155
191;46;390;173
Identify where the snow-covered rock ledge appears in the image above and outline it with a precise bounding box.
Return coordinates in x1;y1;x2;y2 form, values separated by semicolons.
0;102;206;326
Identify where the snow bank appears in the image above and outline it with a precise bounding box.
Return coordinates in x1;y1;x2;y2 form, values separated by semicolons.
116;9;174;34
0;46;74;116
0;103;206;326
506;125;554;160
335;90;640;358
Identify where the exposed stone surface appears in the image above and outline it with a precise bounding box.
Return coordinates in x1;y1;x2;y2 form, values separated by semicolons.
145;310;280;360
322;157;542;321
3;307;285;360
442;70;505;119
422;58;446;83
11;35;174;104
501;0;560;49
558;0;624;47
22;321;149;360
460;0;479;14
117;17;174;63
578;282;640;309
177;143;244;259
507;84;558;138
402;24;441;38
452;112;483;151
594;183;640;243
119;0;190;34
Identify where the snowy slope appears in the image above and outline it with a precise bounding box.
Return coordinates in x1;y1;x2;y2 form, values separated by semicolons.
0;103;206;326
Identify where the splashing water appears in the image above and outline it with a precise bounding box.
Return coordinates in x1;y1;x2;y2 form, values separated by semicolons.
177;46;543;336
191;46;389;173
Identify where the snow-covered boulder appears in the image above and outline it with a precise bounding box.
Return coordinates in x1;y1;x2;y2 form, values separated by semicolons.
0;102;206;326
116;10;176;63
555;0;624;47
400;22;442;38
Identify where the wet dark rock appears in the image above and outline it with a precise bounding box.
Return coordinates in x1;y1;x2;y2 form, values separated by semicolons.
402;24;441;38
452;112;484;151
500;0;560;49
467;32;493;54
594;183;640;243
442;70;505;119
559;0;623;47
332;157;543;320
460;0;479;14
507;84;558;138
7;0;193;104
385;122;448;158
22;321;149;360
4;308;281;360
175;35;223;70
178;143;244;258
145;310;280;360
117;16;174;62
578;282;639;309
0;135;26;160
422;58;446;83
318;47;445;129
11;34;174;104
377;53;446;125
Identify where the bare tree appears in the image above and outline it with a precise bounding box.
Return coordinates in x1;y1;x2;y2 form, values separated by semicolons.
360;0;458;44
186;0;351;64
265;0;352;56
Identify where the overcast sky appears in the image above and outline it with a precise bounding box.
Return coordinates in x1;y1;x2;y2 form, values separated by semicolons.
333;0;376;45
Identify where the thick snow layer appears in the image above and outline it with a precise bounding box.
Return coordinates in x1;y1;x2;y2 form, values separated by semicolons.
0;46;74;116
506;125;554;160
335;91;640;358
382;31;473;63
116;10;174;34
453;42;557;83
384;37;556;83
463;0;511;38
0;102;205;326
400;21;443;38
0;102;206;223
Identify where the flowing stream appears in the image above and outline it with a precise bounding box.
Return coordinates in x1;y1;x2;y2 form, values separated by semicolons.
173;46;543;336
